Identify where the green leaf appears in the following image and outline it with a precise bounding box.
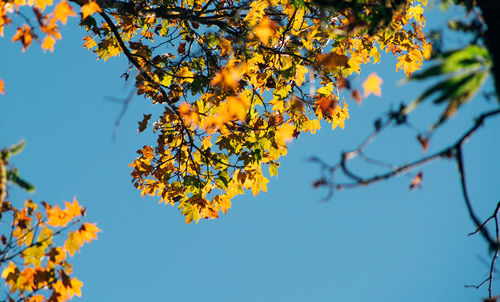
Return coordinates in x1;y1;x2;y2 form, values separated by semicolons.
410;45;490;81
431;71;488;129
8;140;25;155
7;170;35;193
292;0;304;10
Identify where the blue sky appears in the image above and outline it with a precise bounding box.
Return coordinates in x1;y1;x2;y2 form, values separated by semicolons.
1;1;499;301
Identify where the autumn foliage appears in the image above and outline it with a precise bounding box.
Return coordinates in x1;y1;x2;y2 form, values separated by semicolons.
0;143;100;302
123;0;430;223
0;0;430;224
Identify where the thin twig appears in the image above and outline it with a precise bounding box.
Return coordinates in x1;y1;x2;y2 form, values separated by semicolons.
106;89;136;140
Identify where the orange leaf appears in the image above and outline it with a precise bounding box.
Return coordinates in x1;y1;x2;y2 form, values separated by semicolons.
46;198;82;227
211;64;245;90
337;77;350;90
11;25;33;52
351;89;361;104
277;123;295;143
0;78;4;94
53;0;76;25
254;17;276;45
417;134;429;154
42;35;56;51
75;222;100;245
69;278;83;298
140;145;155;160
35;0;53;11
28;295;44;302
314;95;338;118
221;95;248;121
81;1;101;19
317;53;349;71
410;172;423;190
65;198;83;217
41;21;62;39
362;72;383;97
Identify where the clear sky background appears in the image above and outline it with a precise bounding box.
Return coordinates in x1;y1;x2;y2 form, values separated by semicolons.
1;1;499;301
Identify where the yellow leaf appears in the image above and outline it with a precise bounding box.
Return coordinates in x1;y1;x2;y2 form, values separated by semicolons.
81;1;101;19
42;35;56;52
75;222;101;245
221;95;248;121
70;278;83;297
277;123;294;144
64;231;80;256
211;63;245;90
408;5;424;24
176;66;194;84
362;72;383;97
219;38;232;56
254;17;276;45
53;0;76;25
1;262;18;279
35;0;52;10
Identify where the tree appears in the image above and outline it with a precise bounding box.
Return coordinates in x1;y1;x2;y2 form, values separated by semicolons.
311;0;500;299
0;141;100;302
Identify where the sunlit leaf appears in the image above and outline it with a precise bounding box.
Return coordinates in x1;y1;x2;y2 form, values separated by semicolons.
53;0;76;25
254;17;277;46
410;172;423;190
362;73;383;97
81;1;101;19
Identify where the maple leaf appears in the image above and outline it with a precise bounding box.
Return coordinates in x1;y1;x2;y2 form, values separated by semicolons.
53;0;76;25
81;1;101;19
277;124;295;144
314;95;338;119
75;222;100;245
254;17;276;46
351;89;362;104
417;134;429;154
410;172;423;190
82;35;97;50
11;25;33;52
0;78;4;94
46;198;82;227
137;114;152;132
362;72;383;97
64;231;80;256
29;295;44;302
66;198;83;217
140;145;155;160
317;53;349;71
221;95;248;121
35;0;53;11
337;77;350;90
211;64;245;90
177;42;186;54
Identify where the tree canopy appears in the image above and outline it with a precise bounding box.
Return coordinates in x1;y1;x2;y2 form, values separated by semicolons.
3;0;431;223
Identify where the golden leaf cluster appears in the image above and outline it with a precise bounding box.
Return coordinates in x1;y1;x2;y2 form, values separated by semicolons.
0;0;430;223
1;198;100;302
